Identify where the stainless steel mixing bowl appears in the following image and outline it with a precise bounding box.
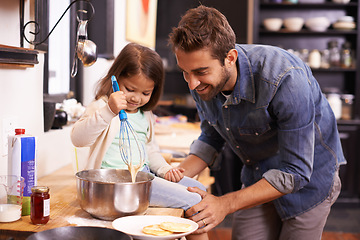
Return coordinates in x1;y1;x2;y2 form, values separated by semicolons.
75;169;154;221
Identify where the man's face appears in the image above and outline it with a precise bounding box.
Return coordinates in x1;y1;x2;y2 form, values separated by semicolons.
175;48;233;101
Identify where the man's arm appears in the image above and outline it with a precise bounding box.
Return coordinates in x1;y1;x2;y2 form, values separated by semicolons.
177;154;208;178
186;178;285;233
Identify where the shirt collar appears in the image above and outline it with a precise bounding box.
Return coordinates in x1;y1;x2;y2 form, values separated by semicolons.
233;44;256;104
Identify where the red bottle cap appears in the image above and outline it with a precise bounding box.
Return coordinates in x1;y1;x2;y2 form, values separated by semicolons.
15;129;25;135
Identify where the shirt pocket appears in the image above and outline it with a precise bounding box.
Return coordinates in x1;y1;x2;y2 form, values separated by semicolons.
237;124;276;144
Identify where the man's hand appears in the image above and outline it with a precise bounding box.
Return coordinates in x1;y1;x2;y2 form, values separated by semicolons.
185;187;231;234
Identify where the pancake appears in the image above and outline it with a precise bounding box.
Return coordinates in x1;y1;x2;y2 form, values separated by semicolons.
142;224;173;236
159;221;193;233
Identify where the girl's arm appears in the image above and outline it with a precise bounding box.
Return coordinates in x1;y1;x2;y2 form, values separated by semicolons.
71;97;116;147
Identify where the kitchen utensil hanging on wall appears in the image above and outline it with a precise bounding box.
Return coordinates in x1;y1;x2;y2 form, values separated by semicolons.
22;0;97;77
71;9;98;77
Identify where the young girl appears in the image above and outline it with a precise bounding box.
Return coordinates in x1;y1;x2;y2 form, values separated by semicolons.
71;43;208;240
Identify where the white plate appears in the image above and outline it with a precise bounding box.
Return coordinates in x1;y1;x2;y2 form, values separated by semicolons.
112;215;198;240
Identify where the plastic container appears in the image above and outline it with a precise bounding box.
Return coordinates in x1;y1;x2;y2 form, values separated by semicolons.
0;175;24;222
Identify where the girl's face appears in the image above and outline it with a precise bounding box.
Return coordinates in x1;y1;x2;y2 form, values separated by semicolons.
119;74;155;113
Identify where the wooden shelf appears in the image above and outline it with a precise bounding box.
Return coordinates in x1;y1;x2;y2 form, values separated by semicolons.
0;44;39;68
260;29;357;35
260;2;358;9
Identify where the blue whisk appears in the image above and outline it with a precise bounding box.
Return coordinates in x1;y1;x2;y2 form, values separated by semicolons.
111;75;145;181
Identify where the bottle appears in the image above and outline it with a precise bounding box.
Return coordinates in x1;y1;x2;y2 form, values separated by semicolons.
341;42;352;68
30;186;50;225
328;40;340;67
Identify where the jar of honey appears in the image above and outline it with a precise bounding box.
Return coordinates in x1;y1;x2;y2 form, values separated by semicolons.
30;186;50;225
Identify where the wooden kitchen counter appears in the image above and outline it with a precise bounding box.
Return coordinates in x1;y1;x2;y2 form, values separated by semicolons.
0;164;183;239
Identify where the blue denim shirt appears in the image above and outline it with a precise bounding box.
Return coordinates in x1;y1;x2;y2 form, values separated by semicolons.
189;44;346;220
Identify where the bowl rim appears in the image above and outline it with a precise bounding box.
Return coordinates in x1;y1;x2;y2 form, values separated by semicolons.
75;169;154;185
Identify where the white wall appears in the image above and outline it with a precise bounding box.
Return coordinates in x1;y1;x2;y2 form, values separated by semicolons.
0;0;128;178
82;0;128;106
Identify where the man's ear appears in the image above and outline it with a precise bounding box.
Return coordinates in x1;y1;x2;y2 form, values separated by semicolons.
225;49;238;67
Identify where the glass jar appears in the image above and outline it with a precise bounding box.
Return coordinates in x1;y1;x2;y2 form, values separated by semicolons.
327;93;342;120
341;94;354;120
320;49;330;69
309;49;321;69
341;42;352;68
328;40;340;67
30;186;50;225
299;49;309;65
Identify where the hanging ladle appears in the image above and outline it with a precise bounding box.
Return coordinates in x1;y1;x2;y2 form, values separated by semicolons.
71;10;97;77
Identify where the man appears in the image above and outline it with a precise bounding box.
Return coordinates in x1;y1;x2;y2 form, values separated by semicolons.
168;5;345;240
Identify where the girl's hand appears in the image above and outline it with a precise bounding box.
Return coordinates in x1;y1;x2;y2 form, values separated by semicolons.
164;168;185;182
108;91;127;114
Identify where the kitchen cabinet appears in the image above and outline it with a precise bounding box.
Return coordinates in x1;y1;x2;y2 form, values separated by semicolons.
337;121;360;207
253;0;360;207
253;0;359;120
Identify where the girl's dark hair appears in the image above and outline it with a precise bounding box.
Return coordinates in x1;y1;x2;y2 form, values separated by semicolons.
168;5;236;65
95;42;164;111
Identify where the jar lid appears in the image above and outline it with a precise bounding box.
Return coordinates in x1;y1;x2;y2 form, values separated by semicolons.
341;94;354;100
31;186;49;193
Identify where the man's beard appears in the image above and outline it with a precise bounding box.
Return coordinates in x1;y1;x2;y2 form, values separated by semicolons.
198;66;231;101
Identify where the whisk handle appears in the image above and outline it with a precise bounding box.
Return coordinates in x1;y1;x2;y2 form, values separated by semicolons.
111;75;127;120
111;75;120;92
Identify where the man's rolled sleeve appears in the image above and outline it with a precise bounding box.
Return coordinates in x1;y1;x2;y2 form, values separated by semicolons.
189;139;220;169
263;169;295;194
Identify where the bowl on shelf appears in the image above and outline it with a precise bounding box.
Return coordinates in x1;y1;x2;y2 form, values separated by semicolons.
299;0;325;2
332;0;350;3
283;17;304;32
263;18;283;31
333;21;356;30
333;16;356;30
305;17;330;32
